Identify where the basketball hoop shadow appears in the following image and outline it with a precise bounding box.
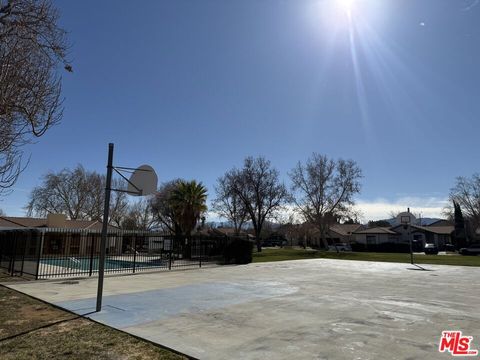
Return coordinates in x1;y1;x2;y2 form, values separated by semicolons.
407;264;434;271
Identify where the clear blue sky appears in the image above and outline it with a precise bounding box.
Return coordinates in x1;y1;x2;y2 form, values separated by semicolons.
2;0;480;220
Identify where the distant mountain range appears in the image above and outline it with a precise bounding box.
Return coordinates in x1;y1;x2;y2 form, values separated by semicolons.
384;217;443;226
209;217;444;229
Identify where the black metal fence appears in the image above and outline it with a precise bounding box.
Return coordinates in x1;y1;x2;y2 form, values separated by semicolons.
0;228;237;279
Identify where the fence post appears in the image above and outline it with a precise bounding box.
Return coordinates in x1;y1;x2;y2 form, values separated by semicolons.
199;239;202;268
10;232;17;276
168;239;172;270
20;233;27;276
89;235;95;277
132;236;137;274
34;231;43;280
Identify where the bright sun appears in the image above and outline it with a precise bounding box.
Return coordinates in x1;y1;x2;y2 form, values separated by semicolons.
336;0;355;19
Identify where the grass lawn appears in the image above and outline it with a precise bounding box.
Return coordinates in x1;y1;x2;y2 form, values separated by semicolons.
0;273;185;360
253;248;480;267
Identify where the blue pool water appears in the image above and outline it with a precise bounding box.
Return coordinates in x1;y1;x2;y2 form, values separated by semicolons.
40;257;167;271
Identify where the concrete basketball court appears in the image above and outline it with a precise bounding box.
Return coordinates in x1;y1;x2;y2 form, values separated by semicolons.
6;259;480;359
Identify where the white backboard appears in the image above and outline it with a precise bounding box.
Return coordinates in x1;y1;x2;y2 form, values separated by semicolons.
127;164;158;196
396;211;416;225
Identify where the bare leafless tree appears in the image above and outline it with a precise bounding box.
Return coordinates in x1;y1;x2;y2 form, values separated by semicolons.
106;178;129;227
149;179;183;235
27;166;96;219
0;0;71;194
212;172;248;235
122;198;156;231
289;153;362;248
449;174;480;229
227;156;290;252
388;210;401;220
26;165;128;224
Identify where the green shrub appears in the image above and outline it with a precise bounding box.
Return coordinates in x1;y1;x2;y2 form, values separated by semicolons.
351;242;367;252
376;242;410;253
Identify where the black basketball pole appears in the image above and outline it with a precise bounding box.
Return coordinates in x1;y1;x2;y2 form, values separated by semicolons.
409;222;413;265
96;143;114;312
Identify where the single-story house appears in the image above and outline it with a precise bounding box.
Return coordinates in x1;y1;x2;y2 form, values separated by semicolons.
327;224;365;244
0;214;114;231
285;223;364;247
391;224;454;249
353;221;455;251
353;227;400;248
0;214;129;256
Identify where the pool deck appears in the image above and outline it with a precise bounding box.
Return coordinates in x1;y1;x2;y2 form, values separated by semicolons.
5;259;480;359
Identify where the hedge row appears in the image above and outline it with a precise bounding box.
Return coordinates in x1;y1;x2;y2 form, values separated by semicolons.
224;239;253;264
351;242;411;253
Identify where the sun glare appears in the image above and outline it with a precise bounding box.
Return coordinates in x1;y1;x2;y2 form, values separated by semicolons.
336;0;355;19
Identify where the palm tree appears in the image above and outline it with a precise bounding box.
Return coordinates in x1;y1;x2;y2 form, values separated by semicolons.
170;180;208;258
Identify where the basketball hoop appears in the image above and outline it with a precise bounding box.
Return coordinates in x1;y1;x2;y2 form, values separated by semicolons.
96;143;158;312
397;210;415;266
401;216;411;224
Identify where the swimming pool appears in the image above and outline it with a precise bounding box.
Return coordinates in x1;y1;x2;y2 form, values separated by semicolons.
40;257;168;271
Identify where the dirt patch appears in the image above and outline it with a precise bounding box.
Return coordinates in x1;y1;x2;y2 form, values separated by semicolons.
0;269;35;283
0;317;185;360
19;303;72;323
0;286;186;359
3;319;28;326
46;318;92;334
0;287;74;339
57;280;80;285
